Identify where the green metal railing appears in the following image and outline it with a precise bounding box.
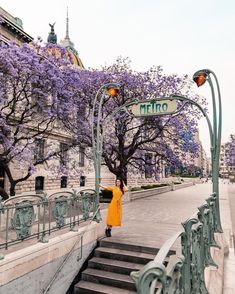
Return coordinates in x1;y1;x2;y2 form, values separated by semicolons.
42;204;101;294
131;193;219;294
0;189;96;260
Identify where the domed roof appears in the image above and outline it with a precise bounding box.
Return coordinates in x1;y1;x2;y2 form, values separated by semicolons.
69;49;84;68
47;11;84;69
46;45;84;68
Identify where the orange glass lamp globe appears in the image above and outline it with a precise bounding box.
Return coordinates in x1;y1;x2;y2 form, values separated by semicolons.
193;73;207;87
107;87;119;97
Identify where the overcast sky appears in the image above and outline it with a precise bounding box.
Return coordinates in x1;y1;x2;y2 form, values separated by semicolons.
1;0;235;155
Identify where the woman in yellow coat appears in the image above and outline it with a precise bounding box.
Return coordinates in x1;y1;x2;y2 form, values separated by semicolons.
99;179;128;237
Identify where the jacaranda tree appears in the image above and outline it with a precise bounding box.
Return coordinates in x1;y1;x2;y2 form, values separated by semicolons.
68;57;206;183
225;134;235;178
0;42;80;195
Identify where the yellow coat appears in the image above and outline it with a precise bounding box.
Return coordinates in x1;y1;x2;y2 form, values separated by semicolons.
106;186;127;226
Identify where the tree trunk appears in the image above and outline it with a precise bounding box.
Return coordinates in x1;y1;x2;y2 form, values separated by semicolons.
0;162;17;196
0;187;9;200
10;182;17;196
116;166;128;185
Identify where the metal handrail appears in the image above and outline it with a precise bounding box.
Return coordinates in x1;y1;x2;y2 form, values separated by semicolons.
131;193;219;294
42;205;100;294
154;230;183;264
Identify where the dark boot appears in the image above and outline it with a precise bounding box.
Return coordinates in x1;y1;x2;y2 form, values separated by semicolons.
105;228;111;237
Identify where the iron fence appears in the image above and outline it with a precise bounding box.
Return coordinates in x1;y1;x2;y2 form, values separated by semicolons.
0;189;96;258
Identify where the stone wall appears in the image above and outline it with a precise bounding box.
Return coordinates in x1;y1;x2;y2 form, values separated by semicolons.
130;182;194;201
0;220;106;294
130;186;171;201
205;233;229;294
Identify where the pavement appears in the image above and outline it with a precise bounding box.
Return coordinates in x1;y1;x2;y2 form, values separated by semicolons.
101;181;235;294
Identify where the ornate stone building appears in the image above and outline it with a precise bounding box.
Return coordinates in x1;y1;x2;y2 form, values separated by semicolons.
0;7;90;195
0;7;33;45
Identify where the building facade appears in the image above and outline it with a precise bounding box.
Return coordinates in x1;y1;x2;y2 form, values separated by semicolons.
220;144;229;178
220;135;235;179
0;7;33;45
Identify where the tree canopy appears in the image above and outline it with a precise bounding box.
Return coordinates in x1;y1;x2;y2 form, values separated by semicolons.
0;43;206;194
0;42;79;195
68;57;205;182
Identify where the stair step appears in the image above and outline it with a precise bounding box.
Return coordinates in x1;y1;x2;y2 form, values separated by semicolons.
81;268;136;291
94;246;155;264
99;239;161;255
74;281;136;294
88;257;143;275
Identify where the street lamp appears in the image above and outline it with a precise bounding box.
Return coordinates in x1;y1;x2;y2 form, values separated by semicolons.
91;82;121;221
91;83;138;221
193;69;222;232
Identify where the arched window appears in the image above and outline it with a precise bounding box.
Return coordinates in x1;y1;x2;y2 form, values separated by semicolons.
80;176;86;187
35;176;44;193
61;176;67;188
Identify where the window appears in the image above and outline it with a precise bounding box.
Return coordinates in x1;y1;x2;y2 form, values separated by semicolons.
35;176;44;193
80;176;86;187
60;143;68;167
34;139;45;162
60;176;67;188
79;147;85;167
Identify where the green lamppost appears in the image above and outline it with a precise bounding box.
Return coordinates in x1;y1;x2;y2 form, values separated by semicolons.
193;69;223;232
91;83;138;221
91;82;120;221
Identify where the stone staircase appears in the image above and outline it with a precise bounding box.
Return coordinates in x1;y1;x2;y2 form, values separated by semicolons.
74;239;174;294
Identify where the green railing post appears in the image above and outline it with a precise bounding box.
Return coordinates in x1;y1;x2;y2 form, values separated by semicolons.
39;194;48;243
181;217;198;294
70;189;78;231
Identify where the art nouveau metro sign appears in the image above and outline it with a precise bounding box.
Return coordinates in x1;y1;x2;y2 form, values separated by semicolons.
130;99;178;117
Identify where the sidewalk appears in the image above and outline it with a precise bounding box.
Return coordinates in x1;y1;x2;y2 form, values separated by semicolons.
222;183;235;294
101;182;234;293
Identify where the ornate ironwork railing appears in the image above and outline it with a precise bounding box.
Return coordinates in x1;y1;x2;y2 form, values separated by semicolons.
131;193;220;294
0;189;96;259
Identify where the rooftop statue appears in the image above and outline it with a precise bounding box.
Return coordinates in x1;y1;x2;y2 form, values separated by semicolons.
47;22;57;44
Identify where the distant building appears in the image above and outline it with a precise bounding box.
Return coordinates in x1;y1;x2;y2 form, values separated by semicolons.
220;144;229;178
220;135;235;179
0;6;33;45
